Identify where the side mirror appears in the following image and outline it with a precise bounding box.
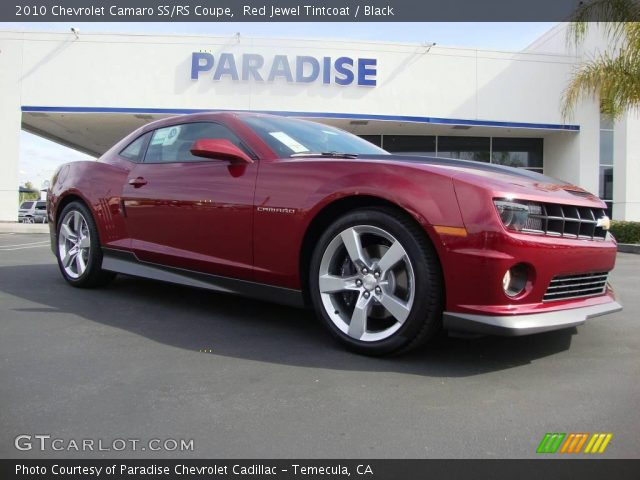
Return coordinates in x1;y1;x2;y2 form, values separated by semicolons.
190;139;254;164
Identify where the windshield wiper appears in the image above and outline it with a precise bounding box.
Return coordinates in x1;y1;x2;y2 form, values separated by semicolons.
289;152;359;159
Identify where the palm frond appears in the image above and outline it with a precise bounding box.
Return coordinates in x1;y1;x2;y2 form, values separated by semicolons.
562;50;640;118
562;2;640;118
567;0;640;47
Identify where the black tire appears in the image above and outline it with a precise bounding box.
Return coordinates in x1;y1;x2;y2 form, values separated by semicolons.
309;207;443;356
55;201;116;288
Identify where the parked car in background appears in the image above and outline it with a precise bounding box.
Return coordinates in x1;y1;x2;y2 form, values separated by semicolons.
47;112;621;356
19;200;47;223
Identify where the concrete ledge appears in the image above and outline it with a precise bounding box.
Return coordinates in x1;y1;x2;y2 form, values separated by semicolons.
0;222;49;234
618;243;640;254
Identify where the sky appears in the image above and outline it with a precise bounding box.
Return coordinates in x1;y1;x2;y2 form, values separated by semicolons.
2;21;558;188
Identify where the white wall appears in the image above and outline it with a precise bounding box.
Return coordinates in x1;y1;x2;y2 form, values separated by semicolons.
615;112;640;221
0;36;23;222
544;132;579;184
543;99;599;193
3;30;577;124
575;100;601;196
525;23;574;55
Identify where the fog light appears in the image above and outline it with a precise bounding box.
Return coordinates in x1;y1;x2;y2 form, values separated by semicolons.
502;269;511;291
502;264;529;297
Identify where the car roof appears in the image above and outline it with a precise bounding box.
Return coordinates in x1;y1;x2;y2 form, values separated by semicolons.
139;111;276;132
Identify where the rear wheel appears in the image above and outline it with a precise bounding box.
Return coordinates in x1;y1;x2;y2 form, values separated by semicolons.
56;201;115;288
309;208;443;356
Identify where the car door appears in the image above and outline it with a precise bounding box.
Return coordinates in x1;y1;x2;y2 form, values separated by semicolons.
34;201;48;223
121;121;258;281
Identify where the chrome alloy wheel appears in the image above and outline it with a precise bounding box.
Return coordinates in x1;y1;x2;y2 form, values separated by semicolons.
318;225;415;342
58;210;91;279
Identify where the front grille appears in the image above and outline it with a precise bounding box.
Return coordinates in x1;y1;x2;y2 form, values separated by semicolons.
543;272;609;302
523;203;608;240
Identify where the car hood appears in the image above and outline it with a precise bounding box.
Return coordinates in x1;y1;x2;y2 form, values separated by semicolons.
361;154;604;206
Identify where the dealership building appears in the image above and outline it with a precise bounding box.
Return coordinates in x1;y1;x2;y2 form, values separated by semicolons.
0;24;638;222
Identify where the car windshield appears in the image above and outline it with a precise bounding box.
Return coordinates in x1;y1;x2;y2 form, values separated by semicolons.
241;115;388;158
20;202;33;209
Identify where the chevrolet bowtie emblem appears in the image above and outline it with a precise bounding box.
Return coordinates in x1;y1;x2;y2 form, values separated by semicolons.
596;216;611;230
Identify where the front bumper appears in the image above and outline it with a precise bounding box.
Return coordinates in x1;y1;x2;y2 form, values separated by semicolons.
443;300;622;336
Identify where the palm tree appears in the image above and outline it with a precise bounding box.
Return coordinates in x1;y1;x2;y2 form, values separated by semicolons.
562;0;640;119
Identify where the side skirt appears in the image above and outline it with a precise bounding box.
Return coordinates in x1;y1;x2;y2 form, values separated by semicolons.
101;248;305;308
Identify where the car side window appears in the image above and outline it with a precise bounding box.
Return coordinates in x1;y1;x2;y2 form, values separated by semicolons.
119;132;151;162
35;202;47;211
143;122;250;163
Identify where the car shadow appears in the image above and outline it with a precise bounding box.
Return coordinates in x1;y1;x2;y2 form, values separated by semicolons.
1;263;576;378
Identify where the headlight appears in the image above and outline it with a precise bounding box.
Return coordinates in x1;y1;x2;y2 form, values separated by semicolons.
494;200;530;231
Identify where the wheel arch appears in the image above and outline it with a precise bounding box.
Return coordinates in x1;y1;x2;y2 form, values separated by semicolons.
53;191;117;288
299;194;442;306
53;192;107;247
55;193;91;226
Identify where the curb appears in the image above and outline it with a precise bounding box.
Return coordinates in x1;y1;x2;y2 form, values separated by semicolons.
0;222;50;234
617;243;640;254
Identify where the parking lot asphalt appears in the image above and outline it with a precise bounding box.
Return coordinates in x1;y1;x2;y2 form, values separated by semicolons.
0;233;638;459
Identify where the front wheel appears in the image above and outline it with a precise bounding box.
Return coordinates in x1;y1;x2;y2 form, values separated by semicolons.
56;201;115;288
309;208;443;356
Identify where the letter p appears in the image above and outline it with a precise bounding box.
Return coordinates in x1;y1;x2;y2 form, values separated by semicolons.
191;52;214;80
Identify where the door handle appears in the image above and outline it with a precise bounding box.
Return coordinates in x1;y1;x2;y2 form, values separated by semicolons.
128;177;147;188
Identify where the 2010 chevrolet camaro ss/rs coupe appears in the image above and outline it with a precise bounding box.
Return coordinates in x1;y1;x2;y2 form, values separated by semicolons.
47;112;622;355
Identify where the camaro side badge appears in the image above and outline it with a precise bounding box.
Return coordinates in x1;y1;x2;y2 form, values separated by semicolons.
256;206;296;214
596;216;611;230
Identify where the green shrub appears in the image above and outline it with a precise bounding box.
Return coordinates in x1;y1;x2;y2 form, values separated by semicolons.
610;221;640;244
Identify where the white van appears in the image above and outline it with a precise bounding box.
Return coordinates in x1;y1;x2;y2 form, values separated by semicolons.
18;200;47;223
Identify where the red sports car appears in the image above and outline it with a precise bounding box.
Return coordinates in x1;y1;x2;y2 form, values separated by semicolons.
47;112;622;355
